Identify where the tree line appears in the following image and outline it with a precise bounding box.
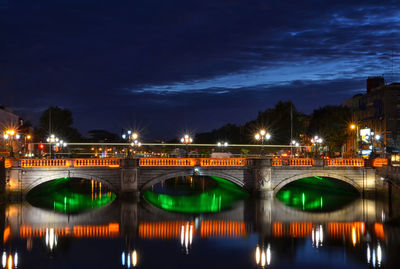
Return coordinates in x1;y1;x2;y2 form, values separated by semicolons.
195;101;351;155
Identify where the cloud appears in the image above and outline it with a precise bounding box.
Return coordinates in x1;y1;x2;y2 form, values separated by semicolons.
1;0;399;139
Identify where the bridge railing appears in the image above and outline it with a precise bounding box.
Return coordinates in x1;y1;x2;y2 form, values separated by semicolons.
20;159;72;168
73;158;121;168
199;158;247;167
19;158;121;168
272;158;314;167
325;158;364;167
289;158;315;166
139;158;197;167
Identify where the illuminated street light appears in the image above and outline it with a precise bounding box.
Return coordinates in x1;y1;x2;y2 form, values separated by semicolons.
217;141;229;152
181;134;193;157
46;134;67;158
122;131;141;158
3;129;19;157
311;135;323;158
254;129;271;156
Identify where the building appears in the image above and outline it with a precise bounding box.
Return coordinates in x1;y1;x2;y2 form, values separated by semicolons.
344;77;400;155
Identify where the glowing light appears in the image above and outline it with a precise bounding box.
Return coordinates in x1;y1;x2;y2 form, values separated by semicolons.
351;227;356;246
131;250;137;267
266;244;271;265
350;124;356;130
2;252;6;268
377;244;382;267
13;253;17;268
367;244;371;264
255;246;260;265
260;251;266;267
122;252;125;266
7;255;11;269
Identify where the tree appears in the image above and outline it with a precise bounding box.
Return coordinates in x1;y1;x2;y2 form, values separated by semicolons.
245;101;307;145
36;106;82;142
308;105;351;156
195;101;307;146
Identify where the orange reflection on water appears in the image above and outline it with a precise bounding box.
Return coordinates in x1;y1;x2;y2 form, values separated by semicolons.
139;221;195;239
19;223;119;238
200;220;246;238
328;221;364;245
273;222;314;238
138;220;246;239
374;223;385;240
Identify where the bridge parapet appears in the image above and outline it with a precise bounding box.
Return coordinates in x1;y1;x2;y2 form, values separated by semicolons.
18;158;121;168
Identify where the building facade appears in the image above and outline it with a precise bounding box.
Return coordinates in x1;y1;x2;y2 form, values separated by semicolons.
345;77;400;155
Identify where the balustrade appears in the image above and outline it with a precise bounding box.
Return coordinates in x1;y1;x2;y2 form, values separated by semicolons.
73;158;120;167
138;158;196;167
20;159;71;167
199;158;247;167
325;158;364;167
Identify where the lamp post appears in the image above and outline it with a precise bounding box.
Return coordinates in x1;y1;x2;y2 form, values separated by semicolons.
254;130;271;156
311;135;323;158
46;134;66;158
217;141;228;152
3;129;19;157
349;123;360;157
291;140;300;157
180;135;193;157
122;131;141;158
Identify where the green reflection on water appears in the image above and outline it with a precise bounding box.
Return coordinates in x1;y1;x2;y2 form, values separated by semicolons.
26;177;116;214
143;176;249;213
276;176;359;212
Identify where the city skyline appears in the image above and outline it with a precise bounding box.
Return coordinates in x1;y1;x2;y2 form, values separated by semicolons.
1;0;400;139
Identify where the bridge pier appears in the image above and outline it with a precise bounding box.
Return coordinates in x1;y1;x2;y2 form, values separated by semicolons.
120;159;140;200
253;159;274;198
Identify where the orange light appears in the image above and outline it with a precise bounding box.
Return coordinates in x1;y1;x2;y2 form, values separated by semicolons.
26;135;32;140
6;129;15;136
4;159;12;168
350;124;356;130
3;226;10;243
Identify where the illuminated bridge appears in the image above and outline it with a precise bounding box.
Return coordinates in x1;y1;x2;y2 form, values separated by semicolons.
3;157;383;197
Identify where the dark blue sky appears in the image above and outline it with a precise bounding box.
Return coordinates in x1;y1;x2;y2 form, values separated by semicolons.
1;0;400;140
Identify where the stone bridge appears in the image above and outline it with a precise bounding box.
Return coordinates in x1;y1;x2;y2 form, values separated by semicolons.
3;157;381;197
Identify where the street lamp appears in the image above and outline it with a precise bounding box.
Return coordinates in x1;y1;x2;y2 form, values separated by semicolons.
311;135;323;158
181;134;193;157
291;140;300;156
3;129;19;157
349;123;360;157
254;130;271;156
46;134;66;158
217;141;228;152
122;131;141;157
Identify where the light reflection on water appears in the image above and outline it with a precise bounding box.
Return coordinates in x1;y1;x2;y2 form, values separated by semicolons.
2;180;399;268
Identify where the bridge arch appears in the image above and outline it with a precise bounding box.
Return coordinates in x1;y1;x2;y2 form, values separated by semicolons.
140;169;245;191
273;171;362;193
25;171;117;193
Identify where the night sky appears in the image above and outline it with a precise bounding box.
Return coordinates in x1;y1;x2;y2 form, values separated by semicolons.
1;0;400;140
